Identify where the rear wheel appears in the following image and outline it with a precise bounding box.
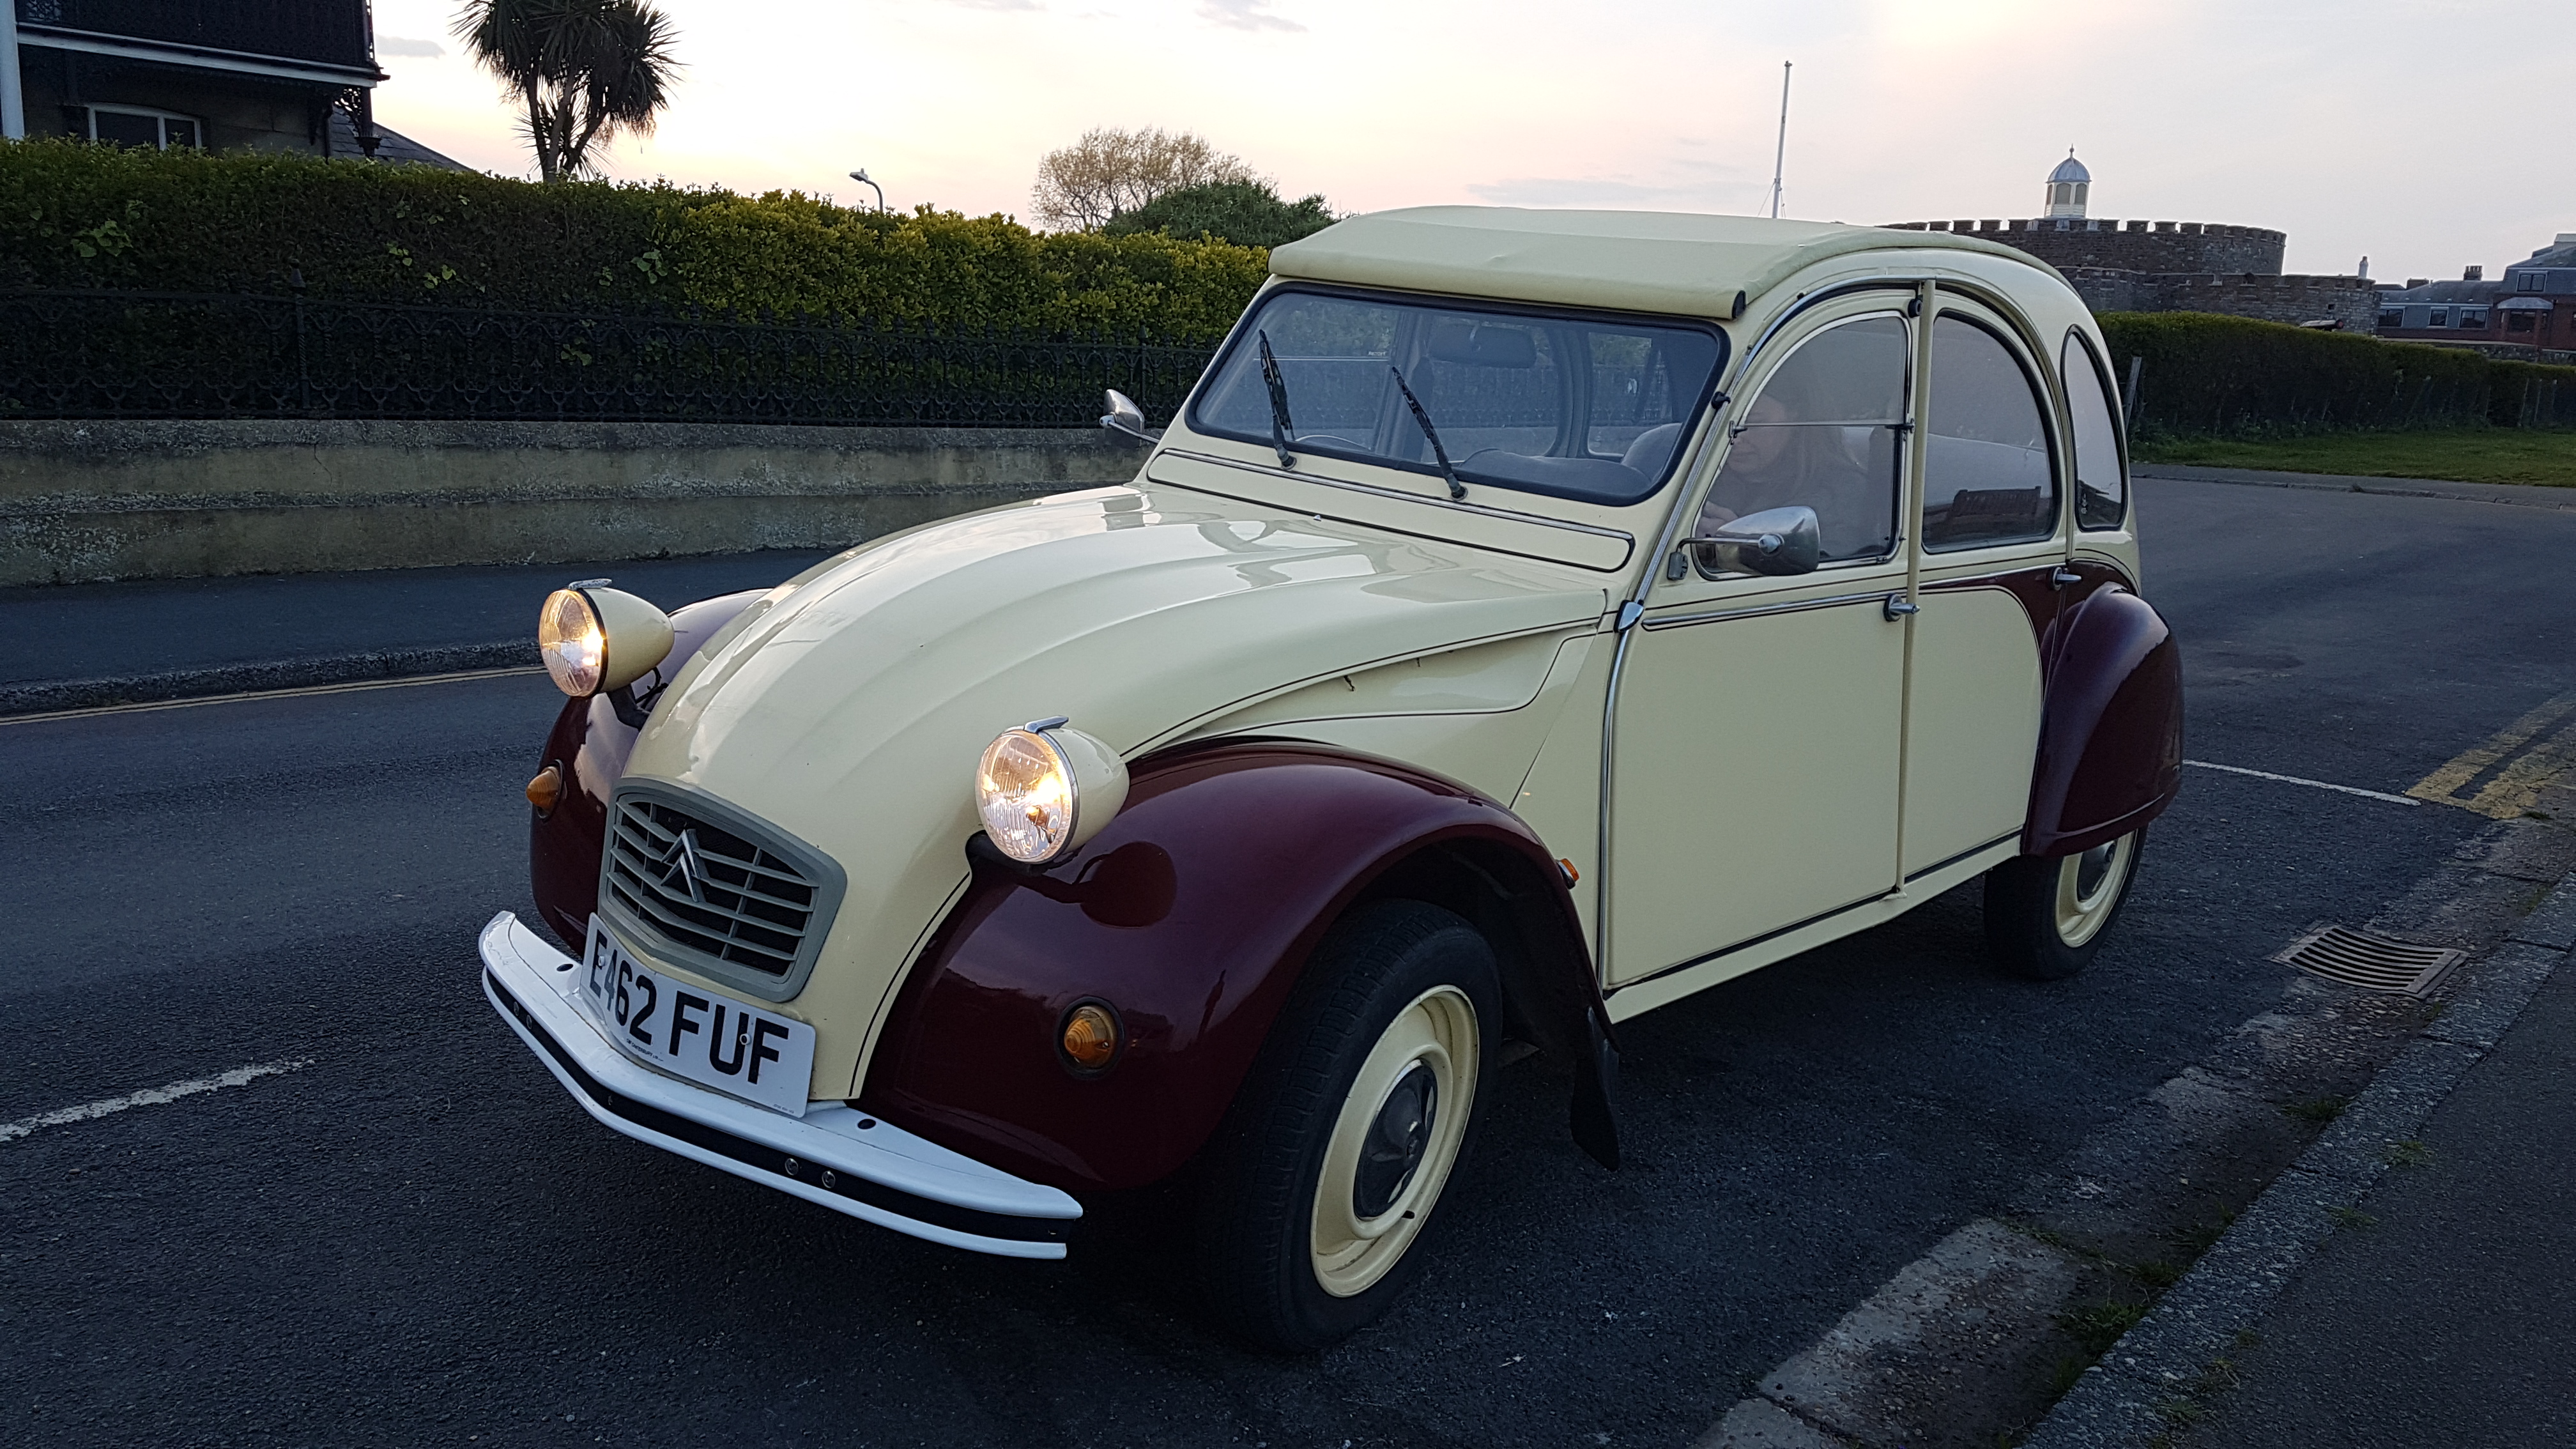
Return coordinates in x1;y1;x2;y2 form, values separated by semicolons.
1195;900;1496;1352
1984;831;2143;980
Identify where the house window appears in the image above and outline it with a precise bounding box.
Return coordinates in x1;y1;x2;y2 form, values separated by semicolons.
2521;272;2547;293
2428;309;2449;328
85;107;200;150
2458;310;2488;329
2379;309;2404;328
2508;312;2538;333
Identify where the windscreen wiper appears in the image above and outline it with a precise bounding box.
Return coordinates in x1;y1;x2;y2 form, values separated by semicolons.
1257;330;1297;468
1390;367;1468;500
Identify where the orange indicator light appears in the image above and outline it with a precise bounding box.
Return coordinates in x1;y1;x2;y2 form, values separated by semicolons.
526;763;564;813
1059;1002;1121;1075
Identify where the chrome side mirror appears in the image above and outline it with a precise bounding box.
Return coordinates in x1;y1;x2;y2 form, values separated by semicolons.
1680;505;1821;578
1101;389;1157;443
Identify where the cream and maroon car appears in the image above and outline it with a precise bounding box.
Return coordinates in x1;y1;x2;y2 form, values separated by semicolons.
479;207;2182;1351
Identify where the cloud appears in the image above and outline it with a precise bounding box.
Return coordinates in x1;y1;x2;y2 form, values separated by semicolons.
943;0;1043;9
1468;158;1757;210
1198;0;1303;31
376;34;445;57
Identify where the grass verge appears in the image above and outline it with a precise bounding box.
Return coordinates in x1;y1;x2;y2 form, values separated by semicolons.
2134;427;2576;487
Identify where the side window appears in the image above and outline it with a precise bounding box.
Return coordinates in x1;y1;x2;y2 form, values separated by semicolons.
1922;317;2057;551
1696;314;1906;566
2062;332;2128;530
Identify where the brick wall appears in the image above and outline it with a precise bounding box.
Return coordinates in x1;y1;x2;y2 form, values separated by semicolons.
1883;218;2287;276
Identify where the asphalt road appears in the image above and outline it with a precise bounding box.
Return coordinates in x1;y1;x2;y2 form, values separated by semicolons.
3;477;2570;1448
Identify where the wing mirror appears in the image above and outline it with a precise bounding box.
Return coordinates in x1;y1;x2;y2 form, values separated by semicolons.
1101;388;1160;443
1676;505;1821;579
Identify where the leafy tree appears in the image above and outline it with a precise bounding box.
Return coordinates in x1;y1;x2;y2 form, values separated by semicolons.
1103;180;1335;250
1030;127;1256;231
455;0;681;183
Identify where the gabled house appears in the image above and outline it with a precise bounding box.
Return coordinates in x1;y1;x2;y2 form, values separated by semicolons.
1;0;461;166
2376;236;2576;360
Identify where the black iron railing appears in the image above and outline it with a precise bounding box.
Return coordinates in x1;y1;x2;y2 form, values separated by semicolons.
15;0;374;70
0;289;1220;427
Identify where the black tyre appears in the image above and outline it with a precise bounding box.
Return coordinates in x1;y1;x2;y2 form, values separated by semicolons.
1194;900;1499;1353
1984;831;2145;981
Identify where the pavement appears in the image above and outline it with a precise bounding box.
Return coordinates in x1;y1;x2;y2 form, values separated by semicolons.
2133;463;2576;512
2181;931;2576;1447
0;549;837;714
4;472;2575;1446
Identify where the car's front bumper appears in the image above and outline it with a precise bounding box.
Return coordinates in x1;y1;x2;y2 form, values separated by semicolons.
477;910;1082;1259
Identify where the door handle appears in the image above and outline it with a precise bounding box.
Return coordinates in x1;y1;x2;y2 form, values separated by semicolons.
1883;594;1919;621
2050;567;2083;588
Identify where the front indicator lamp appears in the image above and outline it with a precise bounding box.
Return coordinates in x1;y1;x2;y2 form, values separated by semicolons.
537;581;675;700
1059;1001;1121;1075
973;718;1130;865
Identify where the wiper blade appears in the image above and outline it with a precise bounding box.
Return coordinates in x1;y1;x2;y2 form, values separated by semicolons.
1390;367;1467;500
1257;330;1297;468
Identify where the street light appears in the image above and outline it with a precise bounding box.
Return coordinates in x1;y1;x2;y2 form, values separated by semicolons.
847;169;885;213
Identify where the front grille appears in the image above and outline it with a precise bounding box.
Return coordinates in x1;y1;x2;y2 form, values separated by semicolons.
604;792;827;980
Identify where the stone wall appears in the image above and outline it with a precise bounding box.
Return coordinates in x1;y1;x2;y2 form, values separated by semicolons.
1884;218;2288;277
0;420;1148;586
2059;269;2382;332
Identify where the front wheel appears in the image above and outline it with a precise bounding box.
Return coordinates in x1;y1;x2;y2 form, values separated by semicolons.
1195;900;1497;1352
1984;831;2143;980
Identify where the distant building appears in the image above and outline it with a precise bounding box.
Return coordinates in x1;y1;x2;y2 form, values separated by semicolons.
2044;151;2090;219
1884;153;2379;332
0;0;461;167
2375;236;2576;362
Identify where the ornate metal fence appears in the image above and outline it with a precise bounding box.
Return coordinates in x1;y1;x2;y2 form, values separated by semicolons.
0;289;1219;427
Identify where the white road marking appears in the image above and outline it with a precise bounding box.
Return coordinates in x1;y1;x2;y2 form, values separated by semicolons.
0;1059;312;1145
2184;759;2423;807
0;666;545;727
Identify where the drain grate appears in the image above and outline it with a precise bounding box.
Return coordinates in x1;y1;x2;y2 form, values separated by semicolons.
2273;926;2465;997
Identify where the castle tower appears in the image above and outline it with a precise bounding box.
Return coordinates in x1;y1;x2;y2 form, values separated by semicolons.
2046;151;2090;219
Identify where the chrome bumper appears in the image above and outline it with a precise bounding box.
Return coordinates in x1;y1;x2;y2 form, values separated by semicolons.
477;910;1081;1259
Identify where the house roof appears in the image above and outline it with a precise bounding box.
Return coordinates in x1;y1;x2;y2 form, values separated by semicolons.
1266;206;2045;321
2048;153;2092;185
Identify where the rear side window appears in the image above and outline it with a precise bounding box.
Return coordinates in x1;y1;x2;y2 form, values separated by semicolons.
1922;317;2057;551
2062;332;2128;530
1696;314;1907;565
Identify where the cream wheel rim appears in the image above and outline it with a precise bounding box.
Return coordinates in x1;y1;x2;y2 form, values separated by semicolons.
2054;833;2136;948
1309;985;1480;1299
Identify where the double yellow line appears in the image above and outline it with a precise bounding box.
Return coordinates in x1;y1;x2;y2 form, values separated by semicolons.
2408;692;2576;819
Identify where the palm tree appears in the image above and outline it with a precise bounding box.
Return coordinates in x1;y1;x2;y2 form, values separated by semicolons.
455;0;680;183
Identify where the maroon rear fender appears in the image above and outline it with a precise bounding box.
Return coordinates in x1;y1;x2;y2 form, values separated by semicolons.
2025;586;2184;857
859;741;1610;1196
529;589;767;947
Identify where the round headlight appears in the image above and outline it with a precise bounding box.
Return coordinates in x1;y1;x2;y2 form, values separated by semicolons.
537;584;675;700
974;720;1130;865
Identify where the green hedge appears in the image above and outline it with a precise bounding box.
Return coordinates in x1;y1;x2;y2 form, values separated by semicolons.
0;139;1269;339
2097;312;2576;437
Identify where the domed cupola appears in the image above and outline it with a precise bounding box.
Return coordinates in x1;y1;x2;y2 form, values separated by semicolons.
2046;151;2091;219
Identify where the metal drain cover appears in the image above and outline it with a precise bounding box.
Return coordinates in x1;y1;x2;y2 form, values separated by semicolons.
2273;926;2465;997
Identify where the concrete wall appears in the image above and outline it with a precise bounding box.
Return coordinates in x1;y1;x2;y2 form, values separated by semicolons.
0;420;1149;586
1885;218;2288;276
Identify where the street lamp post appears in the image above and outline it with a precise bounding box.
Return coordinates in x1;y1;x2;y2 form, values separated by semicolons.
847;169;885;213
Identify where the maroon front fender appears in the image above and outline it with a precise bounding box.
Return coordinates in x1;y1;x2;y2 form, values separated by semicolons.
2025;586;2184;857
529;590;767;947
858;741;1602;1195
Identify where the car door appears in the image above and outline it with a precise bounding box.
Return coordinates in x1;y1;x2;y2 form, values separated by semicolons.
1604;299;1915;987
1899;303;2064;880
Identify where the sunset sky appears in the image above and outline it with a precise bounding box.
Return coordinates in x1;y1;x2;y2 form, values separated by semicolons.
367;0;2568;286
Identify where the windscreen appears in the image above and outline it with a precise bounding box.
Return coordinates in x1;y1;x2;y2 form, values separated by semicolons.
1189;288;1726;507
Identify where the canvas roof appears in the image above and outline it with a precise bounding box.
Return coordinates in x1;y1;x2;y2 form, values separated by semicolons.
1267;206;2050;321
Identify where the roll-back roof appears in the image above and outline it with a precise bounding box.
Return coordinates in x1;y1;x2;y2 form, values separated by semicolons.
1267;206;2050;321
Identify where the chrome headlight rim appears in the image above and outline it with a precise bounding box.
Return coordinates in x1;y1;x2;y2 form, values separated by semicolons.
973;716;1130;868
976;718;1080;865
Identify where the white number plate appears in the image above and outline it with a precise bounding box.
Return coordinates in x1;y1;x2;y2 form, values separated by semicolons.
578;917;816;1117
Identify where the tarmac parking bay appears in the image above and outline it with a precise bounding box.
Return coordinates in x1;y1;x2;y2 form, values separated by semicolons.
2;475;2571;1448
